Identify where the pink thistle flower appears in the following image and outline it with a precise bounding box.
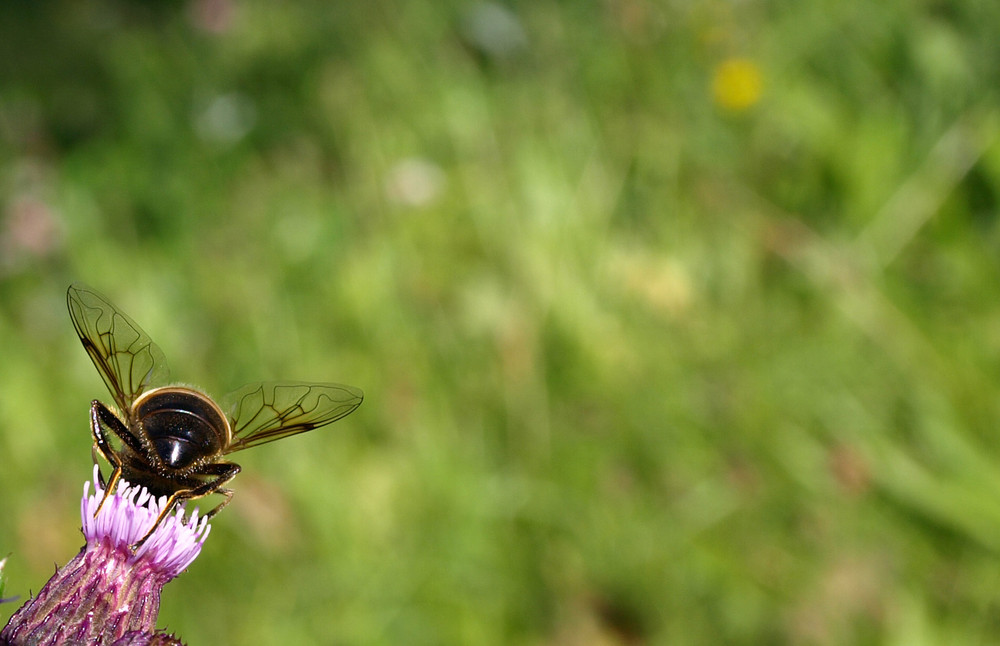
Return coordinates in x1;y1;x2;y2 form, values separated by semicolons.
1;467;210;646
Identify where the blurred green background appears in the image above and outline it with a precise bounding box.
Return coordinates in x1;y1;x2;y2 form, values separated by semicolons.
2;0;1000;644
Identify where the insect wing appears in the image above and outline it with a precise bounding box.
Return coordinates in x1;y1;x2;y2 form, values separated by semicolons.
67;283;169;416
221;382;363;453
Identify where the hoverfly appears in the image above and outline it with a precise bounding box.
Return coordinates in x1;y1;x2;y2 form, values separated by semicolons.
67;283;363;544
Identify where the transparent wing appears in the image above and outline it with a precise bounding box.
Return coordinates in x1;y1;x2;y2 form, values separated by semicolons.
221;381;363;453
66;283;169;416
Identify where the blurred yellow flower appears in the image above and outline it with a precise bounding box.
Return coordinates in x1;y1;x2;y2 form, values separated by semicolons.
712;57;763;111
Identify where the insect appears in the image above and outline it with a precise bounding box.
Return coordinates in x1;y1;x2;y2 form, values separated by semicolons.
67;283;363;544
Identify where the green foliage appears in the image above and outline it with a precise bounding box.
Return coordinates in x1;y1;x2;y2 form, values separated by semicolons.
2;0;1000;643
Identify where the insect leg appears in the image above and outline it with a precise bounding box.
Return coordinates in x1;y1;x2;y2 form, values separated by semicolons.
90;401;126;517
90;399;159;519
131;462;242;549
92;400;144;454
91;445;107;488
